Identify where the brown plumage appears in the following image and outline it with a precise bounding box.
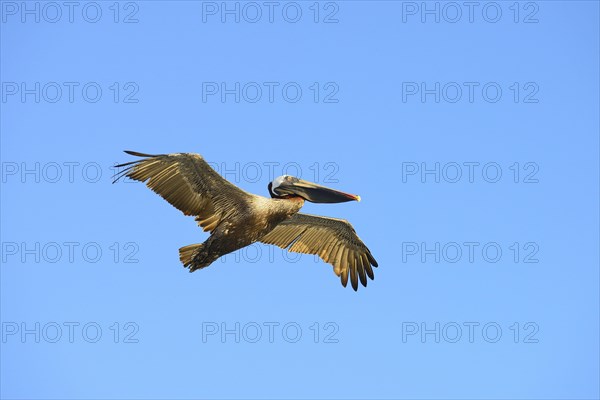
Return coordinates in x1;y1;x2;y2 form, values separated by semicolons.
259;214;378;290
114;151;377;290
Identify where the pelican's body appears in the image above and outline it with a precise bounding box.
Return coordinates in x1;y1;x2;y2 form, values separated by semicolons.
180;196;305;270
114;151;377;290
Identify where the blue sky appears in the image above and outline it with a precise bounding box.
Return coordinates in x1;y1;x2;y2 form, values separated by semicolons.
1;1;599;399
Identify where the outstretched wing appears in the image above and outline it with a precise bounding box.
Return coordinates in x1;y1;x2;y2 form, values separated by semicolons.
113;151;252;232
260;213;378;291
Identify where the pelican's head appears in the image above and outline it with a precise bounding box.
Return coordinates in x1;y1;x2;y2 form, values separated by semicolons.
268;175;361;203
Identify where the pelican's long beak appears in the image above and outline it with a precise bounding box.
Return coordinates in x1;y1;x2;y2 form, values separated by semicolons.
278;178;361;203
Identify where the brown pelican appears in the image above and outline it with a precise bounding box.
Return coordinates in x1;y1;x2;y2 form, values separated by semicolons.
113;151;377;290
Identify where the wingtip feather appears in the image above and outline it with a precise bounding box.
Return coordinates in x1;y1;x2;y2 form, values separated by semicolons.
124;150;160;157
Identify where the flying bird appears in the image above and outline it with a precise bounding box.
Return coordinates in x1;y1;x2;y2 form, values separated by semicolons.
113;151;377;290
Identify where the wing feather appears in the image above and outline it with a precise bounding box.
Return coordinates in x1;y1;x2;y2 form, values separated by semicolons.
351;257;360;291
114;151;251;232
260;213;377;290
356;252;368;287
362;253;374;280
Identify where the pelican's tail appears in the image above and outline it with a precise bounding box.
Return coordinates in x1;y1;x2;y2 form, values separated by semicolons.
179;243;217;272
